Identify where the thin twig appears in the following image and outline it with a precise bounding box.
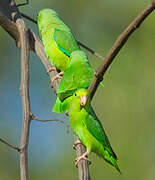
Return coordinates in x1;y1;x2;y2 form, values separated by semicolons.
31;113;70;133
20;12;105;60
21;13;37;24
77;41;105;61
88;1;155;99
0;138;20;151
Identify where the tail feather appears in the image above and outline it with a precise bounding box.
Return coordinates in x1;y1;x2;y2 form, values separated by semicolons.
103;150;121;174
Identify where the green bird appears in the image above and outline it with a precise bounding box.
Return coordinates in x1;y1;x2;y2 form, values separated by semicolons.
52;50;94;113
37;8;80;78
69;88;120;173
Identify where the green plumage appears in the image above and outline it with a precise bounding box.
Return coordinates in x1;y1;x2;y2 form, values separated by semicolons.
37;8;80;72
69;88;120;173
52;50;94;113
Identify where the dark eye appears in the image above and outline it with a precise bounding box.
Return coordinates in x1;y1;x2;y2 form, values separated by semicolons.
75;93;77;96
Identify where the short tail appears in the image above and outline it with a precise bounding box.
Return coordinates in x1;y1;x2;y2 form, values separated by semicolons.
103;150;121;174
115;162;121;174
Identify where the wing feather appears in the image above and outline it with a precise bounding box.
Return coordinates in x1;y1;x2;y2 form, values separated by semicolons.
54;29;80;57
83;107;117;159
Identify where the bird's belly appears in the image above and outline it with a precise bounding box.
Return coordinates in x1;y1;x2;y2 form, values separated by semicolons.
69;112;104;156
74;125;103;154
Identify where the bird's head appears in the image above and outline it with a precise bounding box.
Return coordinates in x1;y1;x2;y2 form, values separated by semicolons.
37;8;59;28
73;89;90;107
38;8;58;19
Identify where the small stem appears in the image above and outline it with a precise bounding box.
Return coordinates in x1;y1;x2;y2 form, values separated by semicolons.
31;113;70;133
21;13;37;24
0;138;20;151
77;41;105;61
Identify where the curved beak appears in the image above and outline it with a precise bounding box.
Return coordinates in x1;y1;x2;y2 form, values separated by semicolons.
80;95;87;107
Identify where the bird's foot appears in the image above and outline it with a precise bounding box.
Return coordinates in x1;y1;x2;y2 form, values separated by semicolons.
65;111;69;116
75;151;91;167
94;70;97;77
73;139;82;149
94;70;103;82
51;72;64;86
47;66;57;74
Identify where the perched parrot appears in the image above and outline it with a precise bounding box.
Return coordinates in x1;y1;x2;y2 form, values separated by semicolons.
52;50;94;113
69;88;121;173
37;8;80;75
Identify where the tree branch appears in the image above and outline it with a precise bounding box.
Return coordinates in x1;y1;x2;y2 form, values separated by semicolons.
21;12;37;24
10;0;31;179
18;21;30;179
77;41;105;61
0;138;20;151
74;136;91;180
0;11;20;46
88;1;155;98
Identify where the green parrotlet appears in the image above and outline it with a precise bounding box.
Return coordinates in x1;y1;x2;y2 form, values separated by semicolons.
69;88;121;173
52;50;94;113
37;8;80;73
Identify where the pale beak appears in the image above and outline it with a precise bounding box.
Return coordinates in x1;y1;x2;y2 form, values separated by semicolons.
80;95;87;107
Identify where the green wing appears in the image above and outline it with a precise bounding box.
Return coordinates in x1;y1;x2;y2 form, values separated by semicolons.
58;89;77;102
83;107;117;159
54;29;80;57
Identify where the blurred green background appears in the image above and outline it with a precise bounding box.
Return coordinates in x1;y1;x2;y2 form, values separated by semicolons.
0;0;155;179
